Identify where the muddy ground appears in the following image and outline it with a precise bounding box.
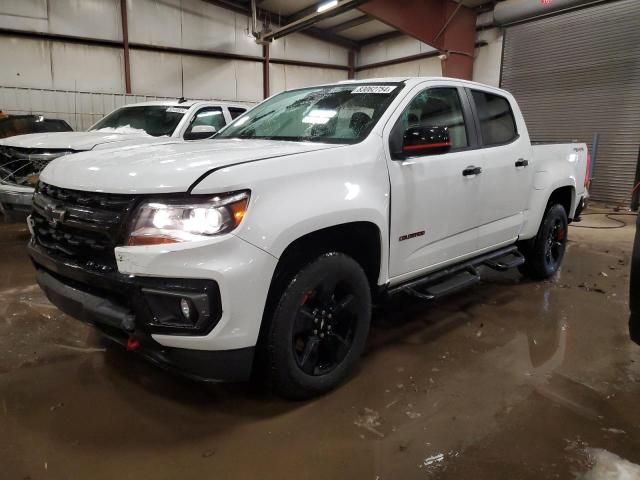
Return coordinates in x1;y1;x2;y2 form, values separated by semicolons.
0;208;639;479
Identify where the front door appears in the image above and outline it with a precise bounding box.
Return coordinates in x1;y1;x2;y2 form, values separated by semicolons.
385;85;484;279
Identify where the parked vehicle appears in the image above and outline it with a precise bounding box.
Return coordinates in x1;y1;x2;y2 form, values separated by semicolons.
0;113;72;139
0;100;247;219
28;78;589;398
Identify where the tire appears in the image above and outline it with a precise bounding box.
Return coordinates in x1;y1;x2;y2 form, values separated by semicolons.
519;204;568;280
265;252;372;399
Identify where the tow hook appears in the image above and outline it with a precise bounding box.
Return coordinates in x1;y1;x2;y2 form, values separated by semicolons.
126;336;141;351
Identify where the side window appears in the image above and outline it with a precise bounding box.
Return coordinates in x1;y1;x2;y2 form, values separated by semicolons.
471;90;517;146
186;107;226;134
228;107;246;120
394;87;468;150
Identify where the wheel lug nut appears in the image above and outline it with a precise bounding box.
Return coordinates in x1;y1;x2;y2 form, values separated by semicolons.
313;330;318;334
320;333;324;338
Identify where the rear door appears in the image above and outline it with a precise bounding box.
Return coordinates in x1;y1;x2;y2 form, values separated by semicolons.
468;88;533;250
385;82;484;280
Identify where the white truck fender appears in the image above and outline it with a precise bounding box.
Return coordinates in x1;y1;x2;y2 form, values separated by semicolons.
190;140;392;286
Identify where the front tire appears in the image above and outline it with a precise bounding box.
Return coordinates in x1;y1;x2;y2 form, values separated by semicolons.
265;252;372;400
519;204;568;280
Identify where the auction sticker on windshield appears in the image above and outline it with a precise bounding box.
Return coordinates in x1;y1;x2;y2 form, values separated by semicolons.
351;86;397;94
166;107;189;114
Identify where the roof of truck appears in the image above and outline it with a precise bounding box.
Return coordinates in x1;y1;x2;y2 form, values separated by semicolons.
337;76;509;94
118;100;251;108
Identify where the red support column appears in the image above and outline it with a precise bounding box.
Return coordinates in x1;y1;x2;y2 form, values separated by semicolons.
348;50;355;79
440;1;476;80
359;0;476;80
120;0;131;94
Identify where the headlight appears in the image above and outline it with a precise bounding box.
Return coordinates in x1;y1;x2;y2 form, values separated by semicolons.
127;191;250;246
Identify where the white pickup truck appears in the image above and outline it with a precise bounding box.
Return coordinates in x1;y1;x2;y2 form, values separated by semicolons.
0;100;247;219
28;77;589;399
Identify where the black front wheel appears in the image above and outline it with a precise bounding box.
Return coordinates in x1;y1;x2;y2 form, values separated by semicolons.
519;204;568;280
265;252;372;399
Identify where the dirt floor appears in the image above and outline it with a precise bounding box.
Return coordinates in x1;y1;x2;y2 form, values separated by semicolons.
1;208;639;479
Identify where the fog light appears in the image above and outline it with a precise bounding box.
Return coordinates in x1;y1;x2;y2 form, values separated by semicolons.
180;298;192;320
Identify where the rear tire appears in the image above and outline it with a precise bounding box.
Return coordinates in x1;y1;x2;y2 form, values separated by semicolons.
265;252;371;400
519;204;568;280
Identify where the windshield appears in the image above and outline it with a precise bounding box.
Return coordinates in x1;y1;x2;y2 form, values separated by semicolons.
90;105;189;137
216;83;403;144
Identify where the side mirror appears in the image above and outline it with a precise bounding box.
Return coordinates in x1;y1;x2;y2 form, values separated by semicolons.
184;125;217;140
400;126;450;158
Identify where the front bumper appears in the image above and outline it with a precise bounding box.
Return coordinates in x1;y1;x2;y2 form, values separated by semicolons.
29;233;278;382
35;267;253;382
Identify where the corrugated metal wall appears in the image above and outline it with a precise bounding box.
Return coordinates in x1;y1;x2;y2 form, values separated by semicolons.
0;86;183;131
501;0;640;205
0;0;349;104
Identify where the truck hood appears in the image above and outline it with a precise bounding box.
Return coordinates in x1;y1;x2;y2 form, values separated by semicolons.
0;131;164;151
40;139;341;194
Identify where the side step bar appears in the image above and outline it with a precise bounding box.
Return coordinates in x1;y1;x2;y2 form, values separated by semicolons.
484;250;525;271
389;245;524;301
405;267;480;300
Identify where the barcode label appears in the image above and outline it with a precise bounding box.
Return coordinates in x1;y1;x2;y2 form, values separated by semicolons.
351;86;397;94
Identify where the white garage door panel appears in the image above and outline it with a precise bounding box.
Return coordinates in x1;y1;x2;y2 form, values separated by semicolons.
501;0;640;204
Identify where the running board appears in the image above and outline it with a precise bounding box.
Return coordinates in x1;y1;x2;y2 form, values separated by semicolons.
405;268;480;301
483;250;525;271
389;245;522;301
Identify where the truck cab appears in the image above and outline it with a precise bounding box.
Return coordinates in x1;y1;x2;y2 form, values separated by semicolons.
27;77;588;398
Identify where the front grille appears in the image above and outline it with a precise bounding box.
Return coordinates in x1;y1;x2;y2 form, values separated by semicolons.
0;147;73;187
32;183;136;272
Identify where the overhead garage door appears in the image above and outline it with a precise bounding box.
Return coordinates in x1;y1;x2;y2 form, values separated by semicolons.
500;0;640;205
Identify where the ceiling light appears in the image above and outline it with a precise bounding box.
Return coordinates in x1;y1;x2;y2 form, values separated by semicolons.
317;0;338;13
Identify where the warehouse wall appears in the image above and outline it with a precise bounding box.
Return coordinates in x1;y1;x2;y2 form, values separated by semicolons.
355;36;442;79
0;86;183;131
473;28;503;87
354;31;503;87
0;0;350;122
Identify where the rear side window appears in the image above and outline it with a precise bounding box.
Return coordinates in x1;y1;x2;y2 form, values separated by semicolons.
471;90;517;146
228;107;246;119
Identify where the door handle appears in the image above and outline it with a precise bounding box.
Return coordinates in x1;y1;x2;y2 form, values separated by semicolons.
515;158;529;167
462;166;482;176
